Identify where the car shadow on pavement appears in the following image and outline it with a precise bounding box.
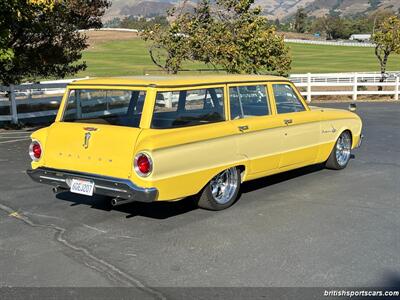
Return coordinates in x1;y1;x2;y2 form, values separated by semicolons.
55;192;199;219
240;163;326;195
55;163;332;219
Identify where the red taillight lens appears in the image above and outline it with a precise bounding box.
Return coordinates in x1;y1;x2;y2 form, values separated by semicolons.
137;156;150;173
32;144;41;158
29;141;42;161
134;153;152;177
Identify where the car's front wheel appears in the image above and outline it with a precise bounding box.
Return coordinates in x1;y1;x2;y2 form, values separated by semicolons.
197;167;241;210
326;131;352;170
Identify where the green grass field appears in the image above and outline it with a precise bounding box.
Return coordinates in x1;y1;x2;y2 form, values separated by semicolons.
289;43;400;74
77;38;400;77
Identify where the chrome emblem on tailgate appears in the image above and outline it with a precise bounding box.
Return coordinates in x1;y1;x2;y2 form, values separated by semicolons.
83;132;91;149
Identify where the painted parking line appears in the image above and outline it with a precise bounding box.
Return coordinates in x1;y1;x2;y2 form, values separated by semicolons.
0;138;30;144
0;131;34;135
0;136;31;139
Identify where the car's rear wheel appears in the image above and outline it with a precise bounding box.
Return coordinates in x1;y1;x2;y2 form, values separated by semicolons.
197;167;241;210
326;131;352;170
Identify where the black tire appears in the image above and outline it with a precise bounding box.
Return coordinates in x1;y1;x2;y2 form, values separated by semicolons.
326;131;352;170
197;167;241;211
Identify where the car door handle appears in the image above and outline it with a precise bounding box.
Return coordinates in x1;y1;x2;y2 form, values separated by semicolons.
284;119;293;125
238;125;249;132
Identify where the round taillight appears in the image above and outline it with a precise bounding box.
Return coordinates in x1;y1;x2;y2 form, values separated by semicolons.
29;141;42;161
134;152;153;177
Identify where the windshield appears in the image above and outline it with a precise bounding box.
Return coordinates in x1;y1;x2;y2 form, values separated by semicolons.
62;89;146;127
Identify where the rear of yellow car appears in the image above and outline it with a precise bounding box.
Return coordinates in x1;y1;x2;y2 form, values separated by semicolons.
27;86;159;205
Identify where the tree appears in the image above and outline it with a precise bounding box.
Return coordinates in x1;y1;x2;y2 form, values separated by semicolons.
142;23;192;74
372;15;400;86
142;0;291;75
369;9;395;34
311;16;352;40
274;18;281;28
294;8;307;33
119;16;168;30
0;0;110;85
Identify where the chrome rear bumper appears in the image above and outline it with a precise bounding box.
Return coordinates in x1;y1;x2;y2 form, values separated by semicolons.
26;167;158;203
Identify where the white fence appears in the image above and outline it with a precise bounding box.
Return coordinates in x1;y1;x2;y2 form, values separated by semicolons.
284;39;375;47
0;78;88;124
289;71;400;102
0;72;399;124
78;28;139;33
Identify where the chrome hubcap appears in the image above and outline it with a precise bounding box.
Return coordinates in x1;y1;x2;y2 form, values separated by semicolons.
210;168;238;204
336;132;351;167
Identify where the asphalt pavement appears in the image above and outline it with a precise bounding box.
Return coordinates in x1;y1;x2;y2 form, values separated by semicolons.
0;103;399;297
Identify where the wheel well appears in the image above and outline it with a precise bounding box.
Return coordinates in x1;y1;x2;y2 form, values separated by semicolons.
342;129;353;144
324;129;354;163
334;129;353;151
198;165;247;195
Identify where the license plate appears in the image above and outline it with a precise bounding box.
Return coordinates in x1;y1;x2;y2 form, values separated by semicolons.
70;178;95;196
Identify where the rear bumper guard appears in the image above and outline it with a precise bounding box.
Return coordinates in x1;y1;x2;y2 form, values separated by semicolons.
26;167;158;203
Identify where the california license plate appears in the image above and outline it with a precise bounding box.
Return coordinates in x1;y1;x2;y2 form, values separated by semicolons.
70;178;95;196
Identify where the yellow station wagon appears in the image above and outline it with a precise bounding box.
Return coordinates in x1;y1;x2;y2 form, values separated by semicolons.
27;75;363;210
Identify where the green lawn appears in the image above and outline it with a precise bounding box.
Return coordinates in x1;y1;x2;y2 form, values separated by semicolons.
78;39;209;77
289;43;400;74
77;38;400;77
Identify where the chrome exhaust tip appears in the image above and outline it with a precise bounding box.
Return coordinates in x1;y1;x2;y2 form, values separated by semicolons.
52;186;67;194
111;198;134;207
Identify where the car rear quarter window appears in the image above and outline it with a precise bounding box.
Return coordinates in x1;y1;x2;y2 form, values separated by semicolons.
63;89;146;127
229;85;270;120
273;84;305;114
152;88;225;129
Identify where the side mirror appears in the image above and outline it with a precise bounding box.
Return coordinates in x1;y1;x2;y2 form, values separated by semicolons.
349;103;357;112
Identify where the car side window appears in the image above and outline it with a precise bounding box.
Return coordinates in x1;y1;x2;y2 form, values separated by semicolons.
152;87;224;129
229;85;270;119
273;84;305;114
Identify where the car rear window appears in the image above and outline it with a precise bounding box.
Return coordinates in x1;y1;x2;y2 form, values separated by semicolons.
151;87;225;129
63;89;146;127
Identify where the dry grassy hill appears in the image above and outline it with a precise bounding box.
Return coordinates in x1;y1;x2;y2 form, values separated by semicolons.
302;0;400;18
105;0;400;20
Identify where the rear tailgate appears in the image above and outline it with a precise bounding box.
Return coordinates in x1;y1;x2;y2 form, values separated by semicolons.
43;122;141;178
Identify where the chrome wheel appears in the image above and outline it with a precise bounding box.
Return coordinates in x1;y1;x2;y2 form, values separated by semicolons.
210;168;239;205
335;132;351;167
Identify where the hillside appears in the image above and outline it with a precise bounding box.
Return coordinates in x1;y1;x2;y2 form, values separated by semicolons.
105;0;178;19
105;0;400;20
258;0;400;19
119;1;174;17
301;0;400;19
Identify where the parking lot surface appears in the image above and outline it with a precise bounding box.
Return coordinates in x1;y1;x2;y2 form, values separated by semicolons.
0;103;399;293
